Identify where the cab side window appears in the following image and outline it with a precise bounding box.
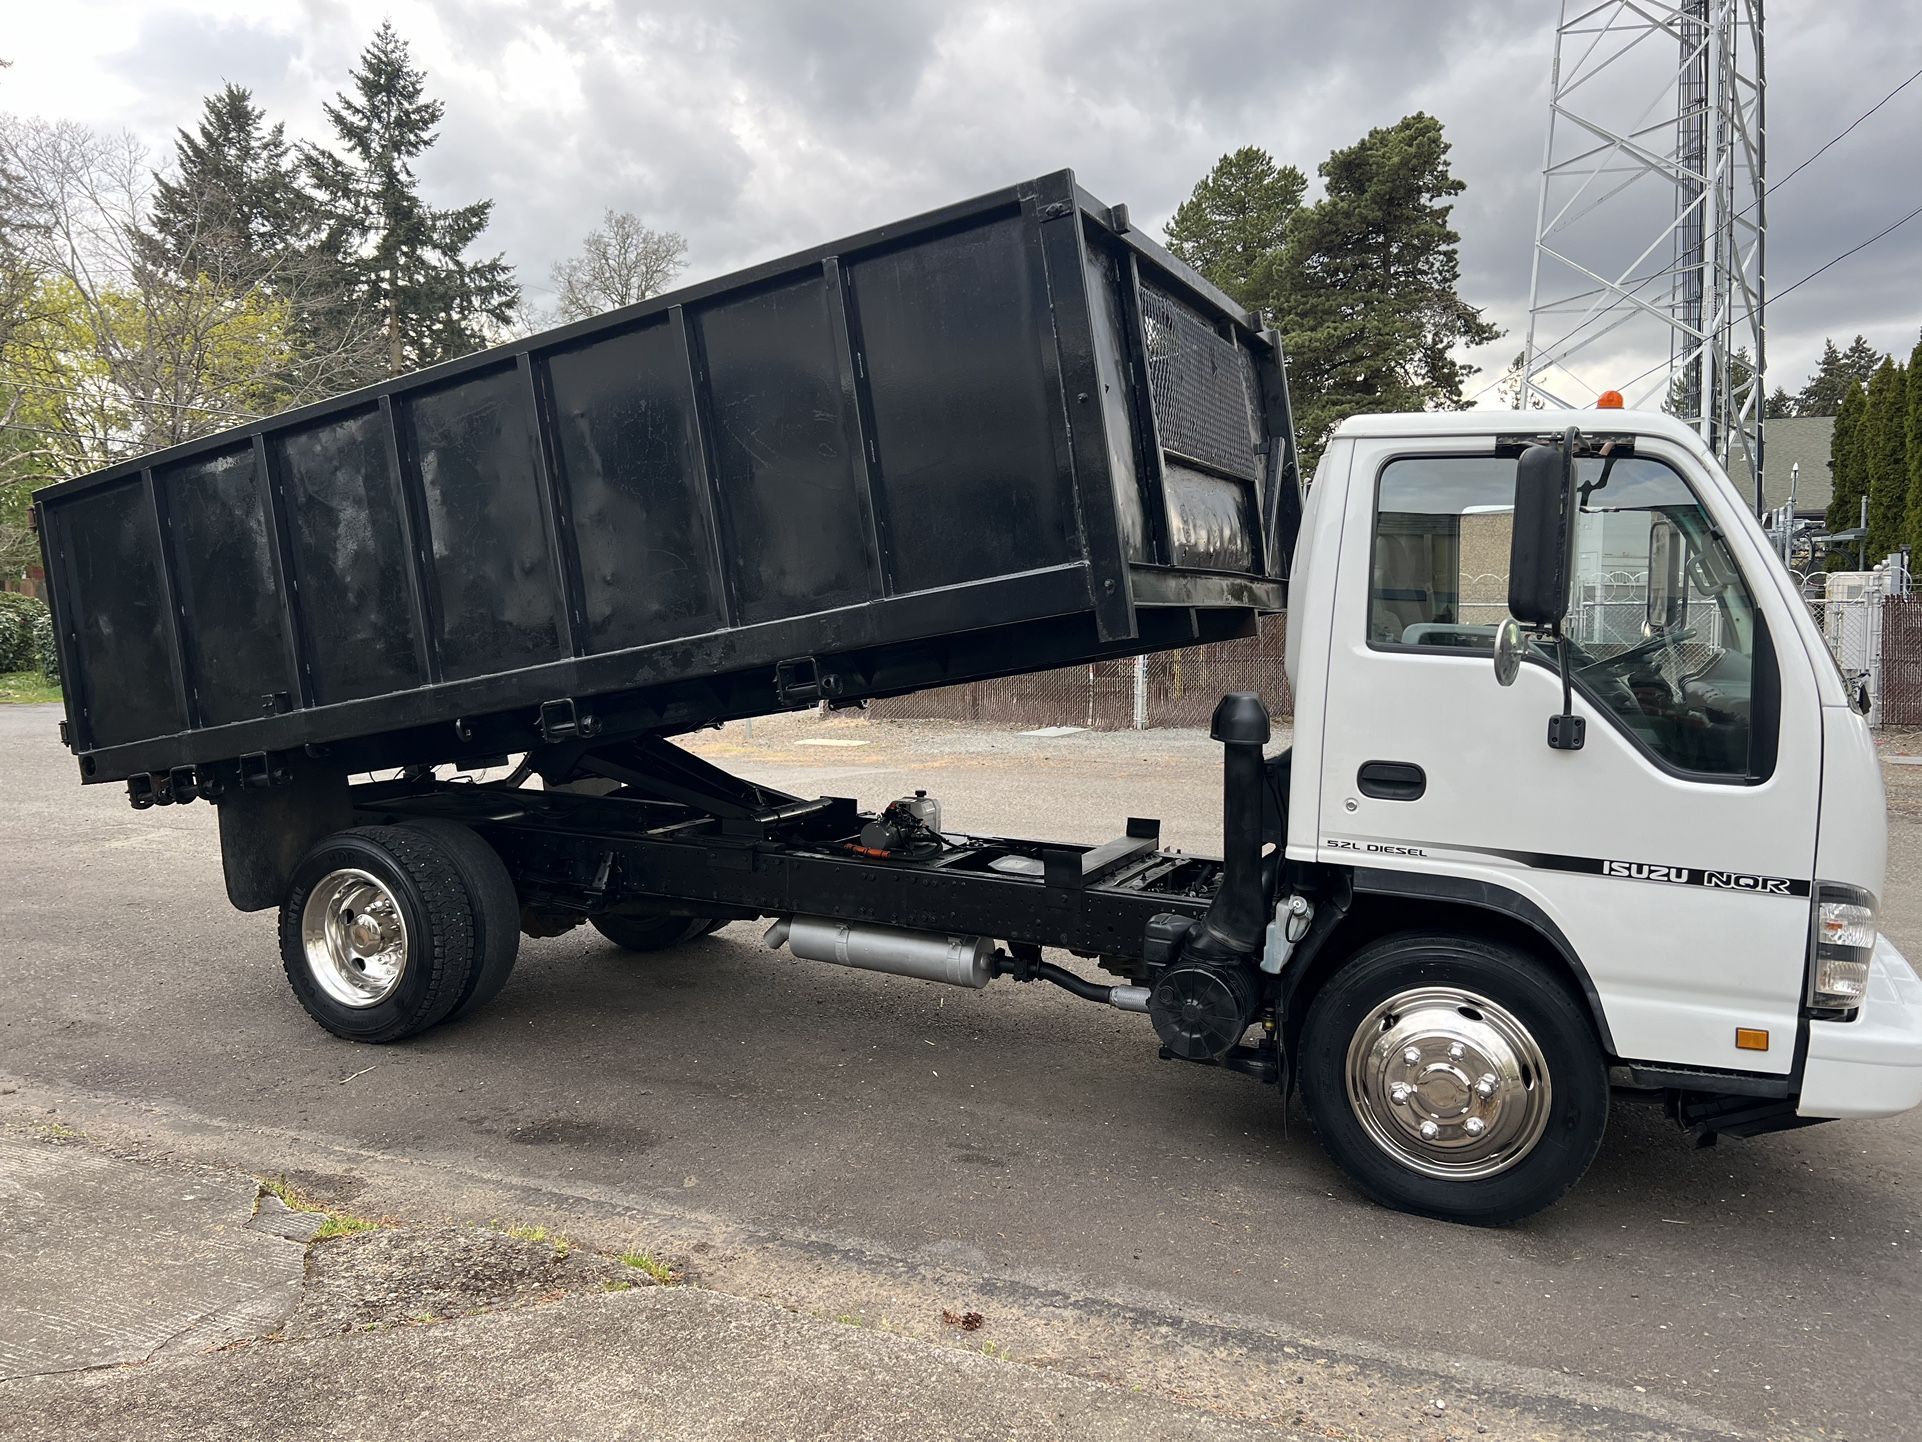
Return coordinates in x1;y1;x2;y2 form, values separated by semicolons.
1372;453;1766;779
1370;456;1514;651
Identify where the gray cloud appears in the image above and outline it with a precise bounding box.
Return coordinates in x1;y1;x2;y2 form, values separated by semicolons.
44;0;1922;392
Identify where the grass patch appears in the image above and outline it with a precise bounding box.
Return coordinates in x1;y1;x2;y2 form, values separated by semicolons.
498;1223;571;1260
259;1175;381;1239
619;1249;678;1285
0;670;62;704
312;1213;379;1240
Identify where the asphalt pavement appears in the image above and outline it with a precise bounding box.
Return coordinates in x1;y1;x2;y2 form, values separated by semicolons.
1;704;1917;1439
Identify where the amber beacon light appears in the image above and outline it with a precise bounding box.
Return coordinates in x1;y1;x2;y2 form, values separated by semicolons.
1596;389;1625;409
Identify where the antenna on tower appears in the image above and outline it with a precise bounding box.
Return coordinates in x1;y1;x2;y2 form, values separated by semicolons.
1521;1;1766;512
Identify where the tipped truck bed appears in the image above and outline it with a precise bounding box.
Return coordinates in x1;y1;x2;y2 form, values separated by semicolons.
36;170;1297;789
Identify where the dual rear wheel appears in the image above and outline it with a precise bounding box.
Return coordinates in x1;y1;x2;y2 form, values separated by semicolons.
280;823;519;1044
280;823;725;1043
591;913;728;951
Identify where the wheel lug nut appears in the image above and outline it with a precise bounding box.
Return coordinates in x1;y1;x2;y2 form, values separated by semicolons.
1389;1083;1413;1104
1476;1073;1499;1098
1464;1116;1486;1137
1447;1042;1465;1061
1418;1120;1441;1140
1403;1046;1422;1065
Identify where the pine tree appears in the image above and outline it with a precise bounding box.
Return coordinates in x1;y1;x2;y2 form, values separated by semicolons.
1906;334;1922;558
1274;114;1501;460
1664;347;1754;419
1862;357;1908;559
1163;147;1304;308
1826;380;1868;568
1840;335;1885;385
142;84;311;286
1764;386;1795;419
302;21;517;376
1796;334;1886;416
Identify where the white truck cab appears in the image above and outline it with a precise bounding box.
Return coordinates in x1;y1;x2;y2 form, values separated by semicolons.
1274;407;1922;1218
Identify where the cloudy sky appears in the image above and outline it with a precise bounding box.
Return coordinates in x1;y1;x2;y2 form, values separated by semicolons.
5;0;1919;407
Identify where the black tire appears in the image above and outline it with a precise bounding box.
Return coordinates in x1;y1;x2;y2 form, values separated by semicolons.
591;913;707;952
279;826;479;1043
1297;932;1607;1225
401;820;520;1019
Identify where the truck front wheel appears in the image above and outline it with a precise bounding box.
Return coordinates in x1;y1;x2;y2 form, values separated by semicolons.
279;826;480;1043
1298;932;1607;1225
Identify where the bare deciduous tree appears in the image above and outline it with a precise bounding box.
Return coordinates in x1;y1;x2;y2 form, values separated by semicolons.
0;114;380;461
550;210;687;321
0;113;384;575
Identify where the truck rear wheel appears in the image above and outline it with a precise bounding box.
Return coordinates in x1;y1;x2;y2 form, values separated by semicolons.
1297;932;1606;1225
400;820;520;1020
279;826;479;1043
591;913;709;952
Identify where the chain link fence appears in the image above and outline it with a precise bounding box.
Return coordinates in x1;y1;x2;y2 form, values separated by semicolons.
1874;594;1922;728
869;614;1292;729
1795;568;1901;727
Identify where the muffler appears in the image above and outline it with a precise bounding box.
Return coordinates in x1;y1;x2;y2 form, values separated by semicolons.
764;916;993;989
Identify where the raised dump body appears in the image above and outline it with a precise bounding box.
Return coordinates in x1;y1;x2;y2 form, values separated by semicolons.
36;170;1297;790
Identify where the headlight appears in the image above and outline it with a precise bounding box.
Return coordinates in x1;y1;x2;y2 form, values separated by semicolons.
1810;883;1876;1009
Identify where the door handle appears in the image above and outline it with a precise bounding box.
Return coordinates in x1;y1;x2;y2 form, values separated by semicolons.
1357;761;1425;801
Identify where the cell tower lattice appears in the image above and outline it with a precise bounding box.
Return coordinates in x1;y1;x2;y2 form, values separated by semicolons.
1521;0;1766;508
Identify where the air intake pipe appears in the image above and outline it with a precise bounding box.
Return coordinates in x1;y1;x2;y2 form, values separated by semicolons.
1192;691;1271;961
1145;692;1270;1060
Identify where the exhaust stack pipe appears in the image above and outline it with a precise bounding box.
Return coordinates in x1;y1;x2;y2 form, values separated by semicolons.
765;916;993;989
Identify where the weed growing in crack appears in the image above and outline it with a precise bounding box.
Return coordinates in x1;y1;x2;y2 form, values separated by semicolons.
496;1223;571;1261
258;1176;381;1240
619;1250;678;1285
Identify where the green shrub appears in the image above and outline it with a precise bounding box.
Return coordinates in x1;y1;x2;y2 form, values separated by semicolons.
0;592;46;673
32;608;58;683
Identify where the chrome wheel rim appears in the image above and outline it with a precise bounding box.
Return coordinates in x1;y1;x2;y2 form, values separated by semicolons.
300;869;409;1009
1344;986;1552;1181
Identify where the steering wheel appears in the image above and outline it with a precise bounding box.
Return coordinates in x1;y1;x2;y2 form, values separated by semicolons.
1577;628;1696;676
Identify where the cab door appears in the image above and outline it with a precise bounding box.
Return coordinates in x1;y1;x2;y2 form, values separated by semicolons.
1307;431;1821;1076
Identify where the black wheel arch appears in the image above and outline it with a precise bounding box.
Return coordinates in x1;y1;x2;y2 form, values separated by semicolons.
1279;865;1617;1065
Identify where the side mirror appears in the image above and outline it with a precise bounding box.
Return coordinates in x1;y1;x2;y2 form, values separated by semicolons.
1504;428;1586;752
1508;433;1577;627
1647;515;1688;631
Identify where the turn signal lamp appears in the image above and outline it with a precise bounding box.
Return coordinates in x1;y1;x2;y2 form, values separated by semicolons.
1810;883;1877;1010
1596;390;1625;409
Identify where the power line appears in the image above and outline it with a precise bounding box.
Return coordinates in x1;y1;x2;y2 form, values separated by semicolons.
0;376;264;423
1773;201;1922;303
1487;201;1922;409
1760;65;1922;204
0;420;138;453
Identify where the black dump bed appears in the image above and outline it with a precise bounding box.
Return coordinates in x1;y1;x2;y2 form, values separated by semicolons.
36;170;1298;788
